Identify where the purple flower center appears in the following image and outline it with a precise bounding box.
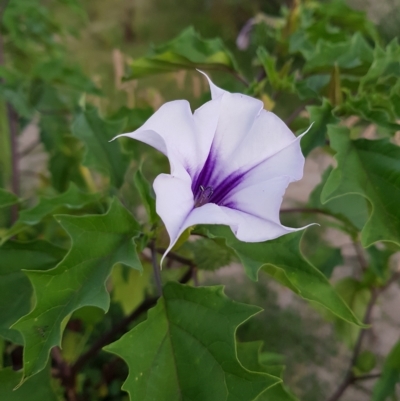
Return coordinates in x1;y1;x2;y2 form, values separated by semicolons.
191;149;245;208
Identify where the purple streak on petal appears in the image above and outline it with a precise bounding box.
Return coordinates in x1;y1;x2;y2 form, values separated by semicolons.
191;149;217;194
209;171;246;205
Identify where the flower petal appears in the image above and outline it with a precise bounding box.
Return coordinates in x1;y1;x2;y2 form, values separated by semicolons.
154;173;237;264
225;109;301;176
153;173;194;252
197;70;226;99
221;176;291;225
221;206;303;242
209;92;264;176
113;100;201;179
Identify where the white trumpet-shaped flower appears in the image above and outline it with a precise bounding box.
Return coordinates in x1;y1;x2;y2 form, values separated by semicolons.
114;73;309;261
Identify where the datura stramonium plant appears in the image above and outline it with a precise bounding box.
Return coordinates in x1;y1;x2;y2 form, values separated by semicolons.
114;73;309;261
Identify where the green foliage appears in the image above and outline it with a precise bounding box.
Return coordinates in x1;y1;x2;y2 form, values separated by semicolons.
0;365;58;401
105;282;279;401
3;184;101;242
321;125;400;246
12;200;142;382
0;188;18;208
237;342;298;401
333;278;370;348
1;0;399;399
301;99;339;156
126;27;239;79
182;237;234;271
0;240;66;343
72;108;128;187
372;340;400;401
203;226;362;326
134;167;157;224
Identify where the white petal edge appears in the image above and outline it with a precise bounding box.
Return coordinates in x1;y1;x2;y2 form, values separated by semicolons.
197;70;226;99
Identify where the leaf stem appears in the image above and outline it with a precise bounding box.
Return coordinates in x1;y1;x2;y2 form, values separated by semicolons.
150;240;163;297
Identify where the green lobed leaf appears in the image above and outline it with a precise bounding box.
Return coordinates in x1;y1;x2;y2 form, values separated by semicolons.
105;282;280;401
372;340;400;401
0;240;66;343
306;243;343;279
126;27;239;79
361;39;400;90
309;166;369;234
182;237;234;271
0;365;58;401
301;99;339;156
72;107;129;187
257;47;294;93
237;342;298;401
344;93;400;132
2;183;101;242
321;125;400;246
12;199;142;383
333;278;370;348
203;226;363;326
303;33;373;74
0;188;18;208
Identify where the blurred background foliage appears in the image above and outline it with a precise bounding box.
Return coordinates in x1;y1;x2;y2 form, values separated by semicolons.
1;0;400;400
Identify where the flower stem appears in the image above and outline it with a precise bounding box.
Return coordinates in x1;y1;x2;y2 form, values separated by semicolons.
150;240;163;297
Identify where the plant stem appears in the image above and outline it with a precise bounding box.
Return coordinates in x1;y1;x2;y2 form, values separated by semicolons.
0;20;19;224
52;347;78;401
285;104;306;126
71;297;157;375
7;103;19;222
327;272;400;401
70;264;194;375
156;247;195;267
150;240;163;297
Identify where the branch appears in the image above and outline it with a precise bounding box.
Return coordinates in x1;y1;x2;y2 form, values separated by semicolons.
51;347;78;401
285;105;306;126
156;247;195;267
327;272;400;401
353;240;368;272
327;288;379;401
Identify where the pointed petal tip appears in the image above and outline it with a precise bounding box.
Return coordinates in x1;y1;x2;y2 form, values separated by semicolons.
297;122;314;139
196;70;226;99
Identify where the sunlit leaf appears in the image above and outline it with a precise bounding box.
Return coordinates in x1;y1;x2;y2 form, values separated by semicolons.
105;282;279;401
126;27;239;79
111;263;152;315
